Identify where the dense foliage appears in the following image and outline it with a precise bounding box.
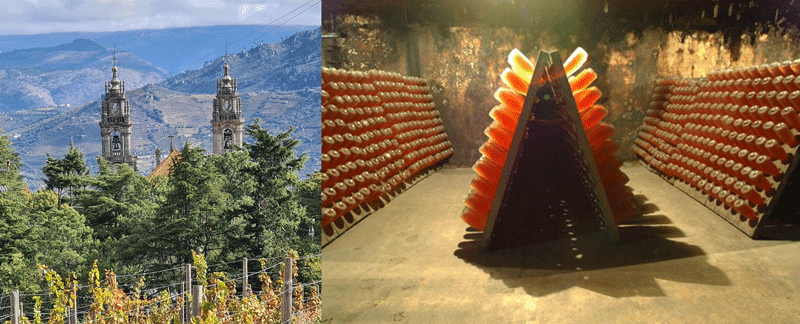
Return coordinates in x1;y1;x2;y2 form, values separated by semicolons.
0;121;321;322
9;252;320;324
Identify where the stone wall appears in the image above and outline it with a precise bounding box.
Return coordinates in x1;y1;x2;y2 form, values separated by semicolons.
323;9;800;166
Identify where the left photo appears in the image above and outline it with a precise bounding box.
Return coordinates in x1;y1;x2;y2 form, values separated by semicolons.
0;1;321;323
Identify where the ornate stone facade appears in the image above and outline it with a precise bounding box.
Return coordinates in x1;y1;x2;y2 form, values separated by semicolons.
211;64;244;154
99;65;137;170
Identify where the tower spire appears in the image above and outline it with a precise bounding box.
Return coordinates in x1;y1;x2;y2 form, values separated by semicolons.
224;41;230;77
100;47;137;171
111;44;119;80
169;134;175;152
212;50;244;155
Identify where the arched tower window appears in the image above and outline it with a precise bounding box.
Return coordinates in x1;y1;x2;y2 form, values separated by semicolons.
223;129;233;150
112;130;122;156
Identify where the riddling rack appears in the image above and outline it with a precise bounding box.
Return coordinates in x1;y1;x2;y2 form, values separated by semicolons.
462;47;636;251
634;61;800;239
321;67;453;246
475;50;624;250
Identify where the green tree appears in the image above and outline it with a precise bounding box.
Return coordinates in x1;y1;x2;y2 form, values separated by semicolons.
76;157;159;274
147;143;230;267
0;128;36;292
294;172;321;247
0;189;97;292
293;172;321;285
242;120;308;259
209;149;257;262
25;190;96;276
42;142;90;208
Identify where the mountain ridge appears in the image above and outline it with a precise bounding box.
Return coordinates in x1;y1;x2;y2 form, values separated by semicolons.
1;38;107;55
0;38;167;112
3;27;322;189
163;28;321;94
0;25;313;74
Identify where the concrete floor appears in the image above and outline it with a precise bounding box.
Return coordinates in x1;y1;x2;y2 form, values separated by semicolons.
322;163;800;323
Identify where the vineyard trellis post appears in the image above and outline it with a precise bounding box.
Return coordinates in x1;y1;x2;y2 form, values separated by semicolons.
191;285;203;318
3;254;319;323
242;258;249;296
281;257;292;324
67;306;77;324
181;263;192;324
71;294;78;324
10;290;19;324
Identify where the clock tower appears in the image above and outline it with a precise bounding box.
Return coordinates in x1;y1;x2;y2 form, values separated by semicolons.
100;61;137;170
211;63;244;154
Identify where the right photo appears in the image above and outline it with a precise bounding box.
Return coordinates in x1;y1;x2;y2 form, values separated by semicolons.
321;0;800;323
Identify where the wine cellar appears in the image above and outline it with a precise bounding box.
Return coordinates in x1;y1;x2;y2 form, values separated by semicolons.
635;64;800;239
321;67;453;245
321;0;800;323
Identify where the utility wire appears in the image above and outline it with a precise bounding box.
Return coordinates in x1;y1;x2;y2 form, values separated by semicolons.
237;0;321;55
169;0;320;77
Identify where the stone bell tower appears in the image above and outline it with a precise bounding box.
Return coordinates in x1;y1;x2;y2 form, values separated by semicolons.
99;55;137;170
211;63;244;154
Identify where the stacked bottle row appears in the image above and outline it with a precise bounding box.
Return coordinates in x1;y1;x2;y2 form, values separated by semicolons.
321;67;453;233
633;79;683;175
635;66;800;228
461;47;637;231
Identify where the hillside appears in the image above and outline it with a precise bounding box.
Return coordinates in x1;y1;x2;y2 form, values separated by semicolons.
0;39;166;112
163;28;321;94
3;27;322;189
0;25;311;74
10;85;320;189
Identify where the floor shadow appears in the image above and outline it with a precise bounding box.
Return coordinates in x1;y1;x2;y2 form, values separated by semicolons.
632;193;660;215
454;198;731;298
622;214;672;225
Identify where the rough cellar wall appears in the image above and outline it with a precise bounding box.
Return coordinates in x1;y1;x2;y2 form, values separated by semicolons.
322;15;407;74
418;27;550;166
324;15;555;166
597;28;800;161
324;13;800;166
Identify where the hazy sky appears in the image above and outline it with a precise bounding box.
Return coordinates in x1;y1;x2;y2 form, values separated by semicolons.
0;0;320;35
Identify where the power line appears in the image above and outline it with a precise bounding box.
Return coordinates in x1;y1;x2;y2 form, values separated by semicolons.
227;0;317;52
236;0;321;55
168;0;320;77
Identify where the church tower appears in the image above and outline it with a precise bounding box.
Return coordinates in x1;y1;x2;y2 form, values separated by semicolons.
211;63;244;154
100;59;137;170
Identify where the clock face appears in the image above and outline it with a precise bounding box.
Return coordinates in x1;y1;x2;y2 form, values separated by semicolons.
112;102;120;113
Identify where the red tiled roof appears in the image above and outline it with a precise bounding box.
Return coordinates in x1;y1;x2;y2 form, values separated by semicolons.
147;150;181;181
